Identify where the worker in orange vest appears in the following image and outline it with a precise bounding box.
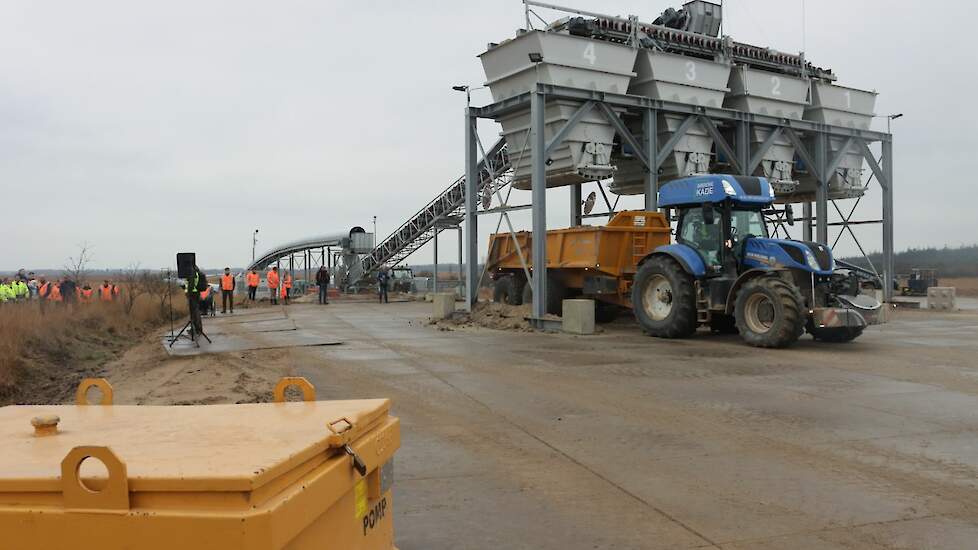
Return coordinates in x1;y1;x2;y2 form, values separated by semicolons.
280;282;289;305
283;271;293;304
246;270;259;301
99;280;119;302
266;266;280;305
79;284;95;303
220;267;235;314
199;284;215;317
47;280;63;303
38;277;51;314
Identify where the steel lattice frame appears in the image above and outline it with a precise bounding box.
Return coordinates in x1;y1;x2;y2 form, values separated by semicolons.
464;83;894;325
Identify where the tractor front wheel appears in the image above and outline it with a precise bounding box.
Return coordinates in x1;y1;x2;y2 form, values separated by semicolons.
631;256;698;338
734;277;805;348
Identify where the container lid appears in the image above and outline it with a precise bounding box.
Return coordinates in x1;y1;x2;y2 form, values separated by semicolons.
0;399;390;494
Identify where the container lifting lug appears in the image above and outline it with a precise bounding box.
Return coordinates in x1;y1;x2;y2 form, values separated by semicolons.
343;444;367;477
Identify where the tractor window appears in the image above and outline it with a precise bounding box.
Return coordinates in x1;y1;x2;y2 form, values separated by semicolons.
730;209;767;240
679;208;721;267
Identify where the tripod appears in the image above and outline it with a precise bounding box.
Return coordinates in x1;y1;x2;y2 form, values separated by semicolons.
168;317;211;348
167;278;211;348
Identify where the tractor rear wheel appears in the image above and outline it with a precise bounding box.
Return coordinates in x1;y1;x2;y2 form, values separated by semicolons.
492;276;522;306
734;277;805;348
631;256;698;338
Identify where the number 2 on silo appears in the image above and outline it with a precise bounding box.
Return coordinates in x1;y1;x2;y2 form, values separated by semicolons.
582;43;596;65
771;76;781;96
685;61;696;81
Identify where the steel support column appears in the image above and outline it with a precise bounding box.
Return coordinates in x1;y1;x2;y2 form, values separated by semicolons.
815;131;829;244
457;227;463;297
882;138;894;301
433;228;439;294
530;91;548;322
803;202;813;241
570;183;582;227
464;108;479;309
736;119;750;177
643;107;658;210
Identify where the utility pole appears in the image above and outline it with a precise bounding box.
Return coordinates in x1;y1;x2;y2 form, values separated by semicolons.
252;229;259;262
372;216;377;249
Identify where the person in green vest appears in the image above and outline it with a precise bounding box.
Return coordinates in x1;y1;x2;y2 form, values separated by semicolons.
0;279;13;304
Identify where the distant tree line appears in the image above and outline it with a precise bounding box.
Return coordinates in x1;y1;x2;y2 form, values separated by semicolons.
843;244;978;278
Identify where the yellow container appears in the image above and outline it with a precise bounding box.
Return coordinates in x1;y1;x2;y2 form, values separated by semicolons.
0;378;400;549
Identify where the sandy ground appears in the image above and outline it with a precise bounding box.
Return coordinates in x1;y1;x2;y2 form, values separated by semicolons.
91;300;978;549
105;309;296;405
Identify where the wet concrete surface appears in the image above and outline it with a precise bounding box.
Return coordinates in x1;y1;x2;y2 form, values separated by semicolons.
272;302;978;549
162;308;341;356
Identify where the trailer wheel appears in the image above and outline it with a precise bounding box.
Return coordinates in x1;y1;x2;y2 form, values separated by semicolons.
631;256;697;338
734;277;805;348
595;302;621;324
520;275;567;315
492;276;522;306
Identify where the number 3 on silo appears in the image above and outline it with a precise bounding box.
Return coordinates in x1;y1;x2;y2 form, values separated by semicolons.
685;61;696;81
582;43;596;65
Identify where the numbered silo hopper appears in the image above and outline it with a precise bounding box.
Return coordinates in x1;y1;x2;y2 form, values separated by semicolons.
723;66;808;200
610;50;731;195
479;30;637;189
789;82;877;201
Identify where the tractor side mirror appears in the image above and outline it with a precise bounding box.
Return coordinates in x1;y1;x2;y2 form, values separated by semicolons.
701;203;715;225
785;204;795;226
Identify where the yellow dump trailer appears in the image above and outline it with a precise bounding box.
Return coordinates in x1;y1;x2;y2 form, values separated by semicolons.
0;379;400;550
486;210;671;317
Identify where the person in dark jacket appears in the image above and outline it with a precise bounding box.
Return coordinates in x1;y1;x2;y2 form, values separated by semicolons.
316;266;330;305
185;265;209;337
377;268;389;304
59;277;78;308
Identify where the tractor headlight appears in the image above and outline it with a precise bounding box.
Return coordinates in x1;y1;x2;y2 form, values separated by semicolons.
722;181;736;195
803;248;821;271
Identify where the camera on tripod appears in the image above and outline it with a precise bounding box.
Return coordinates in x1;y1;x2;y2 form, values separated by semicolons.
168;252;212;348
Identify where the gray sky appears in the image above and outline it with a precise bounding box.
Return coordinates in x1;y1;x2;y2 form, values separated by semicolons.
2;0;975;271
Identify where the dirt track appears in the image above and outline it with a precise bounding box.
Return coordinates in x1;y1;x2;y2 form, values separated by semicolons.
100;301;978;549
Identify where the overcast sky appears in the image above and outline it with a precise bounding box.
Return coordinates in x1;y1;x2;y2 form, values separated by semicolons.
2;0;975;271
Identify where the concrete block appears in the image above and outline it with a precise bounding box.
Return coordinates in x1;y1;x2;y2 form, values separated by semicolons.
927;287;957;311
431;293;456;319
562;299;595;335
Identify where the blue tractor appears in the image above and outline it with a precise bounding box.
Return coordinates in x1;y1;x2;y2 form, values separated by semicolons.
632;174;881;348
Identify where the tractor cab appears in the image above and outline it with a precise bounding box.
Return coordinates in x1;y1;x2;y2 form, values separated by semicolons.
630;174;880;348
658;174;828;279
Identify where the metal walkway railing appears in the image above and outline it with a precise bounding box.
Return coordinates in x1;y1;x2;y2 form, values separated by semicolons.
351;138;510;286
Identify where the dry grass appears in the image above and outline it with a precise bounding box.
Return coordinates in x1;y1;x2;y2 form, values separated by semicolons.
0;292;187;404
940;277;978;297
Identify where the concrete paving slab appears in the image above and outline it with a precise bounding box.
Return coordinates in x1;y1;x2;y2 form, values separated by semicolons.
163;330;341;356
262;302;978;549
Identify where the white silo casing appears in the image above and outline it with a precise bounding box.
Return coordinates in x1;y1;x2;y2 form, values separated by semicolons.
610;50;731;195
479;30;637;189
723;65;809;199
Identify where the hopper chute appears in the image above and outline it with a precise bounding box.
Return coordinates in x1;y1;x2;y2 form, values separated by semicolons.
479;29;637;189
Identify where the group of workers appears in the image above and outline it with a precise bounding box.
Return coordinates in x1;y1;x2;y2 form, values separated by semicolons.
0;269;120;309
192;266;303;316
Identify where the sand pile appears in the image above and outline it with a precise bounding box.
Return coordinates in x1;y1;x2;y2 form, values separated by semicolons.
432;302;559;331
